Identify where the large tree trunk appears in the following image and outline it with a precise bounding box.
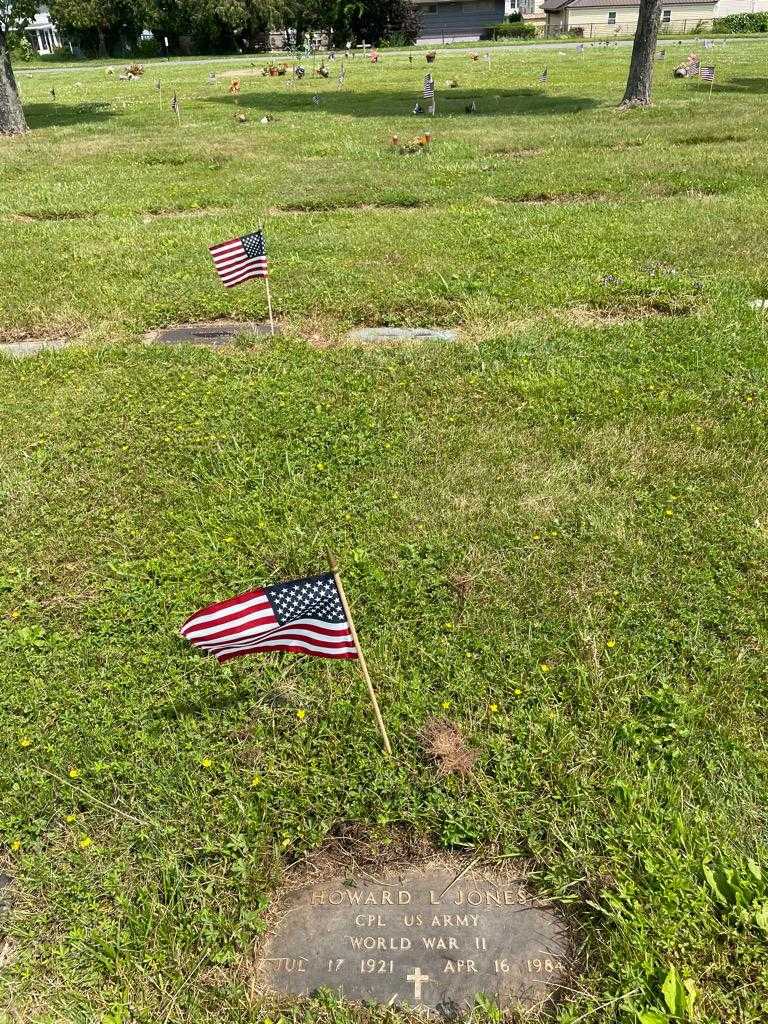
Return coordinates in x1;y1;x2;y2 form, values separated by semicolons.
620;0;663;107
0;29;28;135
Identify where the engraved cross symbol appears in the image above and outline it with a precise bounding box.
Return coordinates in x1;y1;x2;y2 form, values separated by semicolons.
406;966;430;1001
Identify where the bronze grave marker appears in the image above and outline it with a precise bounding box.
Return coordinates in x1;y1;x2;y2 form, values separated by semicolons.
256;866;569;1016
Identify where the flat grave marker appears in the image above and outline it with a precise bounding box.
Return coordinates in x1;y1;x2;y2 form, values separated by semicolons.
255;865;569;1016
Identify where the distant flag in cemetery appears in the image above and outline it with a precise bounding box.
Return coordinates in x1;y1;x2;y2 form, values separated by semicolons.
209;230;268;287
170;91;179;114
338;63;346;87
576;43;584;53
181;573;357;663
539;67;548;83
699;65;716;81
424;73;434;99
703;39;713;48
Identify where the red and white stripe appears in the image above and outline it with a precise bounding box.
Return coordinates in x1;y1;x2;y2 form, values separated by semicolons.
208;237;268;288
181;588;358;664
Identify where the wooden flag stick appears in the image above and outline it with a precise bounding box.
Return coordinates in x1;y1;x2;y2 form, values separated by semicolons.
327;551;393;756
259;221;276;336
264;276;276;336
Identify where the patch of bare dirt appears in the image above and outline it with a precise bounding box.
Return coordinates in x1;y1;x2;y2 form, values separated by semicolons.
7;211;94;223
486;191;610;206
140;206;228;222
271;200;424;215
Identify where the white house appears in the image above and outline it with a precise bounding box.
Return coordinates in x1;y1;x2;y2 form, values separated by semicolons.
542;0;768;35
23;6;62;54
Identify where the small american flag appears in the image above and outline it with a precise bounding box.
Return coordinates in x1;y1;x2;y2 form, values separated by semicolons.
181;573;358;663
424;74;434;99
703;39;713;48
576;43;584;53
699;65;715;82
170;92;179;114
209;230;268;287
338;63;345;86
539;67;548;83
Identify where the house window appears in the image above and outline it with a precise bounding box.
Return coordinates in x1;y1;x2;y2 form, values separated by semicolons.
661;8;671;20
607;10;616;23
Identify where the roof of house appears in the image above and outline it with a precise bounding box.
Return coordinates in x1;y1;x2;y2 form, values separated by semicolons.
543;0;713;9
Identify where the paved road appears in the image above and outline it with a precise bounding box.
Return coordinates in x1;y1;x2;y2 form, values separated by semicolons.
20;36;746;75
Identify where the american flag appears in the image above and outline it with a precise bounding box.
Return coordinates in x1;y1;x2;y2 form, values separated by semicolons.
699;65;716;81
539;67;548;83
170;92;179;114
181;573;358;663
338;63;345;86
209;230;268;288
424;74;434;99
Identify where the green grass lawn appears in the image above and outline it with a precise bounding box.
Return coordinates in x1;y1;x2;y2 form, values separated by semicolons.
1;41;768;1024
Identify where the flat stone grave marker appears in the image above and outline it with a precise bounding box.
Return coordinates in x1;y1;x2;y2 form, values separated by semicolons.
145;320;276;347
347;327;459;344
0;338;68;359
255;865;569;1016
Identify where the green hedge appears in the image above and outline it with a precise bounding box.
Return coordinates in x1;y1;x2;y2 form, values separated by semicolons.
712;12;768;32
485;22;537;39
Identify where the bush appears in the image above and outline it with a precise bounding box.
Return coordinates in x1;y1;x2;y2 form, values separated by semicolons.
7;32;35;62
713;12;768;33
135;37;162;58
485;21;536;39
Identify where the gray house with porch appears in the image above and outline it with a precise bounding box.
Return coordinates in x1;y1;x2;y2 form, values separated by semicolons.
414;1;507;42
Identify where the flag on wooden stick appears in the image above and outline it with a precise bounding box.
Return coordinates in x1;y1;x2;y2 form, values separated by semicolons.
699;65;715;81
209;228;275;333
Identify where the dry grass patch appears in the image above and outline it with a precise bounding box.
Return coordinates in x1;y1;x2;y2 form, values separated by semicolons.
558;299;693;328
421;717;479;777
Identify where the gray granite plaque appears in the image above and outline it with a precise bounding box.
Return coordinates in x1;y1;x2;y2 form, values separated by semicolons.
256;868;568;1016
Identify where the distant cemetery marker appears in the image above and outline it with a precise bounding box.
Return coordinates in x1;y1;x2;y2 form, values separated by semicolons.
255;863;569;1016
144;320;276;347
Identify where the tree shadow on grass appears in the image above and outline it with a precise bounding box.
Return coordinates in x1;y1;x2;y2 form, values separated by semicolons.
205;86;600;118
712;77;768;95
23;101;119;129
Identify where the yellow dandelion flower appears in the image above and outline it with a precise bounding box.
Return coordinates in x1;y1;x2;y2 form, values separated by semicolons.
10;609;20;619
540;663;550;673
665;508;673;516
489;703;499;713
10;840;21;852
296;709;306;720
251;775;261;788
65;814;77;823
514;688;522;696
606;640;616;649
68;768;80;779
19;737;32;748
224;536;235;543
79;836;92;849
200;757;213;768
441;700;451;710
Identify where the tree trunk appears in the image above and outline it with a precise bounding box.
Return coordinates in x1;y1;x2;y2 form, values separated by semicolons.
0;29;27;135
97;25;107;58
620;0;663;107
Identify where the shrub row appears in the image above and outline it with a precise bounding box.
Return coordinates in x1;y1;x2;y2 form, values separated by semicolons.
484;22;537;39
712;12;768;32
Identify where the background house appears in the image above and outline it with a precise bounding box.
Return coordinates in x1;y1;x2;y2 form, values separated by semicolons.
414;0;507;42
23;6;62;54
543;0;768;35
